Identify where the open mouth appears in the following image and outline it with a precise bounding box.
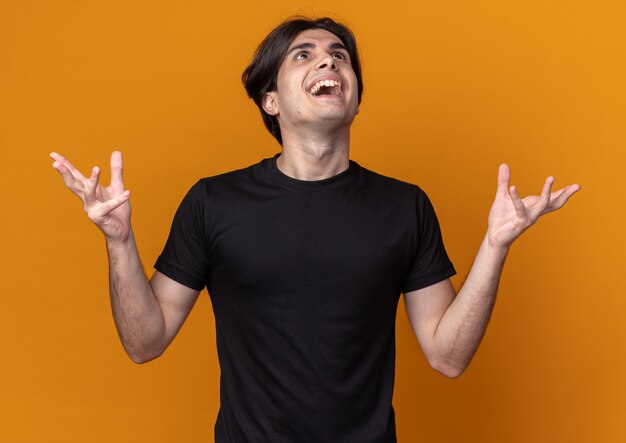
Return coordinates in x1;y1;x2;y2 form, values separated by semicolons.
308;79;342;96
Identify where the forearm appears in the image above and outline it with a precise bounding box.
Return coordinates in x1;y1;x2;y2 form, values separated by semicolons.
51;151;170;362
419;165;579;378
107;230;166;363
432;234;508;376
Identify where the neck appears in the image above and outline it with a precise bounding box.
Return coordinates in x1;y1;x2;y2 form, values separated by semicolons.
277;127;350;181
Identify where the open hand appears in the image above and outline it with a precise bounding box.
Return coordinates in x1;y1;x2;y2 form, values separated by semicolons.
51;151;131;242
487;164;580;249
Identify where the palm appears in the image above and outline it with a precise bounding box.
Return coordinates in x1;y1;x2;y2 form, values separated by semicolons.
487;164;580;248
51;151;132;242
94;180;131;236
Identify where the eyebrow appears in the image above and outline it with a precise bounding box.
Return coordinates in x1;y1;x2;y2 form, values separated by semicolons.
286;41;349;56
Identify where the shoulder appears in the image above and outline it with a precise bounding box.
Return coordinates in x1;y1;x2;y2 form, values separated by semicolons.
175;158;274;221
188;158;270;197
200;159;265;186
358;164;428;200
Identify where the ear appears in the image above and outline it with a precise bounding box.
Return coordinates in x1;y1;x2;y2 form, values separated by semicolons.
262;91;279;116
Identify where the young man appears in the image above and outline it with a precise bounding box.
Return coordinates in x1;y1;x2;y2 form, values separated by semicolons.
51;17;579;443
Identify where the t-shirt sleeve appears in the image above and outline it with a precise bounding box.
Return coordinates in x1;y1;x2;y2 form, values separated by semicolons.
154;181;210;291
401;189;456;293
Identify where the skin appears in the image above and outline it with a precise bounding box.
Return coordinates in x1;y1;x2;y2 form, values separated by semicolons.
50;151;199;363
404;166;579;377
51;28;580;373
263;29;358;180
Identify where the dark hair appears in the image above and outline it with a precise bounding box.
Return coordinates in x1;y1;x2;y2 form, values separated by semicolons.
242;17;363;145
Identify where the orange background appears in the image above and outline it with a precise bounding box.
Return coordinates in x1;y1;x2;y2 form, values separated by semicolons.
1;1;624;442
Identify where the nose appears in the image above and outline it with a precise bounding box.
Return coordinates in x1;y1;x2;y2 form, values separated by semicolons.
316;53;337;70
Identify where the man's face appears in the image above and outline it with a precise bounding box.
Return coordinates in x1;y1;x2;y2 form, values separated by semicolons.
263;29;359;136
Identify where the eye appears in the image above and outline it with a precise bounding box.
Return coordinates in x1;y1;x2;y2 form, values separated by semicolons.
332;52;347;61
295;51;309;60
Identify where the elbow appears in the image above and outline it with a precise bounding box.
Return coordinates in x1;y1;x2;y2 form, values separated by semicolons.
120;333;168;364
128;353;154;365
126;346;164;365
430;359;467;379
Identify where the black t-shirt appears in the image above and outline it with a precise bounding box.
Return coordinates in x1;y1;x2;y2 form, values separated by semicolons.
155;156;456;442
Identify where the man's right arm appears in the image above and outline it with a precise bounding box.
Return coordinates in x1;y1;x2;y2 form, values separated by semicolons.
51;151;199;363
107;233;199;363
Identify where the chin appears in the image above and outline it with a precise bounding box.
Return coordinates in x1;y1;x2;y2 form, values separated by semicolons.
316;106;357;122
310;115;355;134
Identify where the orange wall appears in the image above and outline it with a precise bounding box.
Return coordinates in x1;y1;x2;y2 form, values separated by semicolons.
1;1;624;442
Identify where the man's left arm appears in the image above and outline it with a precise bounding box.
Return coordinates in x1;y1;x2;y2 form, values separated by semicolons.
404;164;580;378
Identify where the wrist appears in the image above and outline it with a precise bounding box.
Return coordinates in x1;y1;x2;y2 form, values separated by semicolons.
105;229;135;250
483;233;510;259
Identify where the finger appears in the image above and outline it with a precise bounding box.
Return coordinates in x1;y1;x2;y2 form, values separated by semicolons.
52;161;79;190
532;176;555;215
49;152;86;181
547;184;581;212
110;151;125;189
84;166;100;206
549;187;567;201
87;191;131;221
509;185;527;219
496;164;511;198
